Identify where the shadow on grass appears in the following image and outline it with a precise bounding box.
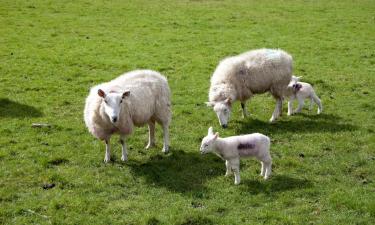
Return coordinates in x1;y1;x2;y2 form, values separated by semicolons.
242;175;312;195
127;149;223;193
236;113;356;135
0;98;43;118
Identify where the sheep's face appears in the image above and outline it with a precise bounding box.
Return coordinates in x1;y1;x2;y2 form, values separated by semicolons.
98;89;130;124
200;127;219;154
211;98;232;128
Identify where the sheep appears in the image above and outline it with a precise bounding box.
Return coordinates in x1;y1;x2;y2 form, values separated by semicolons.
285;75;323;115
206;48;293;127
84;70;172;163
200;127;272;185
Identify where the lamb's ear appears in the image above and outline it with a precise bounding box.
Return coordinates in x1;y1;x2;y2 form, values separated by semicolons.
213;132;219;140
208;126;214;135
98;89;106;98
122;90;130;99
205;102;215;107
225;98;232;106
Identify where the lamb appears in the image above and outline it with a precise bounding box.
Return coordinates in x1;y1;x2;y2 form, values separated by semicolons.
200;127;272;185
285;75;323;115
206;48;293;127
84;70;172;163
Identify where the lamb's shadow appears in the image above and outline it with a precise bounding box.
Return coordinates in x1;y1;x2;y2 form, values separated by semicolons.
242;175;312;195
236;113;356;135
127;149;223;193
0;98;43;118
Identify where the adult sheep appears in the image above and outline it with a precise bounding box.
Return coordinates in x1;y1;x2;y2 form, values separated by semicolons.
84;70;171;163
207;48;293;127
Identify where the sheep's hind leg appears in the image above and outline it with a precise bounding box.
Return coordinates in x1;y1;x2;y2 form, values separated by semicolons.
146;121;156;149
120;135;128;162
161;123;169;154
230;158;240;185
270;98;282;122
260;161;265;177
104;138;111;163
263;157;272;180
225;160;232;176
295;96;304;113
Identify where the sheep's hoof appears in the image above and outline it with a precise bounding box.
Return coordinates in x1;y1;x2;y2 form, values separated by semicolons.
162;147;169;154
145;143;155;150
104;158;111;163
121;155;128;162
234;181;240;185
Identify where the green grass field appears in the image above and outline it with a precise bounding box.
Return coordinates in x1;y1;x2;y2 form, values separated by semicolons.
1;0;374;224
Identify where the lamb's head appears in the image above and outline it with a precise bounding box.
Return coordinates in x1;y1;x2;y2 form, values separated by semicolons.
206;98;232;129
200;127;219;154
98;89;130;124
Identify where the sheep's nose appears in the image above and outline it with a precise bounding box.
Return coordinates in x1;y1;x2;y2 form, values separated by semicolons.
112;117;117;123
222;124;228;129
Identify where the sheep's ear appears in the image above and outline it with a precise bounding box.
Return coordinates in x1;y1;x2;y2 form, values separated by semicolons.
122;90;130;99
205;102;215;107
98;89;106;98
208;126;214;135
213;132;219;139
225;98;232;106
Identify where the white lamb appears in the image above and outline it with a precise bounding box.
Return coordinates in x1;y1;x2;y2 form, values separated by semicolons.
206;48;293;127
285;75;323;115
200;127;272;185
84;70;172;163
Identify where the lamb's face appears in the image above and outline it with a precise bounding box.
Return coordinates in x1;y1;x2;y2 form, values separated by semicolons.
213;101;231;129
98;89;130;124
200;127;218;154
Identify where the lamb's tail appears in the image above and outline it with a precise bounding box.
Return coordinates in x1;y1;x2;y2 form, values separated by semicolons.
311;92;323;114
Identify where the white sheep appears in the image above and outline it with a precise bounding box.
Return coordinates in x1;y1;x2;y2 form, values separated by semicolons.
200;127;272;185
285;75;323;115
206;48;293;127
84;70;172;162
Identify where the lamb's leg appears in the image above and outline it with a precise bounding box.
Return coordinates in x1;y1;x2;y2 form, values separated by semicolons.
162;123;169;153
287;97;294;116
225;160;232;176
120;135;127;162
312;93;323;114
146;121;156;149
295;96;304;113
270;98;282;122
230;158;240;185
104;138;111;163
260;161;265;176
241;101;248;118
263;156;272;180
309;96;314;111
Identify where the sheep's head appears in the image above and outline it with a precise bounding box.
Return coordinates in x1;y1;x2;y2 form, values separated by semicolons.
200;127;219;154
98;89;130;124
206;98;232;128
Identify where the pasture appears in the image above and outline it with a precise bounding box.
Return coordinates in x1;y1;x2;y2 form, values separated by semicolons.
0;0;374;224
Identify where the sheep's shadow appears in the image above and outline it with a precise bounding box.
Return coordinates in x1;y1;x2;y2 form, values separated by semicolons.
242;175;312;195
127;149;223;193
0;98;43;118
235;113;356;135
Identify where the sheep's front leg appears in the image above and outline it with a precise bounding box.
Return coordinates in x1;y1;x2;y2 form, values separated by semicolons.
162;123;169;153
146;121;155;149
120;135;128;162
295;96;304;113
104;138;111;163
225;160;232;176
287;96;294;116
230;158;240;185
241;101;248;118
270;98;282;122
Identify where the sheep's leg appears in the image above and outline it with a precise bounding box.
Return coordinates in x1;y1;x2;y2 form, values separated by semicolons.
295;96;304;113
120;135;128;162
312;93;323;114
230;158;240;185
225;160;232;176
241;101;248;118
161;123;169;153
309;96;314;111
146;121;156;149
270;98;282;122
260;161;265;176
263;156;272;180
104;139;111;163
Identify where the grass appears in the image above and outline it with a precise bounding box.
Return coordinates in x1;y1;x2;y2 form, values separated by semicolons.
0;0;374;224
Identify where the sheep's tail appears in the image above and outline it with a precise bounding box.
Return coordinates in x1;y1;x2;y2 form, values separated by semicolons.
311;92;323;114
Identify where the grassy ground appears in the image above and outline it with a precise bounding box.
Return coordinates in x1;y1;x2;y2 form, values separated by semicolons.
1;0;374;224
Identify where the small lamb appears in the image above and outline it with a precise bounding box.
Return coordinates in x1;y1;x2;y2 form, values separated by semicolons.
200;127;272;185
285;75;323;115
